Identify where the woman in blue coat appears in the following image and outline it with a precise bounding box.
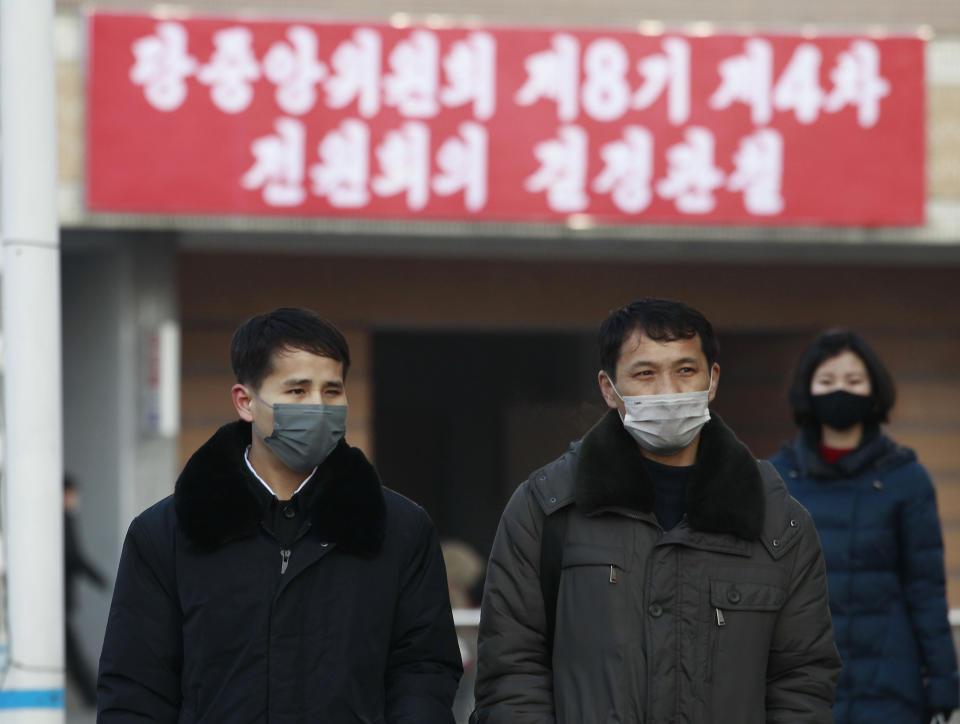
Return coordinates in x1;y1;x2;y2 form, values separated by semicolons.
769;330;958;724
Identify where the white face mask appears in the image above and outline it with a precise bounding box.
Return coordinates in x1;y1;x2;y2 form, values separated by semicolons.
606;370;713;456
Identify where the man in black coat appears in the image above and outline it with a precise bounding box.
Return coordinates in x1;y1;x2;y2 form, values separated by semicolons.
98;307;462;722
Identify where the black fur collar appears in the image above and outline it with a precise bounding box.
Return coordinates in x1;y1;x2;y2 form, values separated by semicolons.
575;410;764;540
174;421;386;555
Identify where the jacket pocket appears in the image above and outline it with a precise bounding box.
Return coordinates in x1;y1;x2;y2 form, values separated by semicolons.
561;544;627;598
709;579;786;612
705;579;786;689
555;543;630;719
557;543;628;652
562;542;627;571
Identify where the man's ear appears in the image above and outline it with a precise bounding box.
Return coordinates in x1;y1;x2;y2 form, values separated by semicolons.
232;384;254;422
597;370;620;410
708;363;720;403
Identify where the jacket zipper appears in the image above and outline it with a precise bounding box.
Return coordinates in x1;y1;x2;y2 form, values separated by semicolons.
706;607;725;687
280;548;291;575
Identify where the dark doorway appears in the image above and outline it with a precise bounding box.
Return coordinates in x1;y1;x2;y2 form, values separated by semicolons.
710;331;810;459
373;330;602;557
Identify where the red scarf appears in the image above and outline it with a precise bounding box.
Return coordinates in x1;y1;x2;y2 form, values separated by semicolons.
819;443;854;464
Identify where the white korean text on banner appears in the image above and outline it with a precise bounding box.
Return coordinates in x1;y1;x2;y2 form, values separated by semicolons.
86;12;925;225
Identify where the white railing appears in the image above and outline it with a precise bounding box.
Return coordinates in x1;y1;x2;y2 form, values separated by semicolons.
453;608;481;628
453;609;481;724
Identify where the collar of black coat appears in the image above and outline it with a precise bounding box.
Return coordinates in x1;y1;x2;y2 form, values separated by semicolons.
575;409;764;541
174;420;386;555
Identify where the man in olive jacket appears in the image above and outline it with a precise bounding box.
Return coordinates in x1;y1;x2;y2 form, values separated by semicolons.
98;308;462;722
474;298;840;723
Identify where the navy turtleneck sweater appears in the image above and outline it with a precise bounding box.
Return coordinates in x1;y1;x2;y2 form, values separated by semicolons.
643;457;694;531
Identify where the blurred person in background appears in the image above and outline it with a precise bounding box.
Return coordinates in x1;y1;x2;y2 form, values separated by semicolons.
63;474;107;709
442;539;485;723
98;307;462;722
769;330;959;724
473;298;840;723
442;539;485;611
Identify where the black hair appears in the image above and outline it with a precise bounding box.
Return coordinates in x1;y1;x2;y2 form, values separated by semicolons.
599;298;719;380
230;307;350;390
787;329;896;427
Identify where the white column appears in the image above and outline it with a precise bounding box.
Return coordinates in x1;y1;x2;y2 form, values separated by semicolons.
0;0;65;720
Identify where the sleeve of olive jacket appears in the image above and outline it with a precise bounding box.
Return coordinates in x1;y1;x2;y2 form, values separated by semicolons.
899;464;960;713
385;507;463;724
473;482;556;724
766;505;842;723
97;517;183;722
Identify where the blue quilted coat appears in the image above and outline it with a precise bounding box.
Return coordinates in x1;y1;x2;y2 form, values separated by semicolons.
770;428;959;723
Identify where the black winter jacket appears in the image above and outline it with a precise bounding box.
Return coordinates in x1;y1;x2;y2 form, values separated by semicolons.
98;421;462;723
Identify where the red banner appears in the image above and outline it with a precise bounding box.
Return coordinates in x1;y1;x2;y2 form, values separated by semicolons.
86;12;925;226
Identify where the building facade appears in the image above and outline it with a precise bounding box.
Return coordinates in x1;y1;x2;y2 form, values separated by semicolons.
47;0;960;700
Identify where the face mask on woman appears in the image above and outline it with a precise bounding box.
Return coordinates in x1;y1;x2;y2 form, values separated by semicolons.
811;390;873;430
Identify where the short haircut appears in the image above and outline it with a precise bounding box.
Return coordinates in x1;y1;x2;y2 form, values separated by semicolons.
787;329;896;427
230;307;350;390
599;298;719;380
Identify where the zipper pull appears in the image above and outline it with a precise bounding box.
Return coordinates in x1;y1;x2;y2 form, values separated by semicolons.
715;608;726;627
280;549;291;575
609;565;618;584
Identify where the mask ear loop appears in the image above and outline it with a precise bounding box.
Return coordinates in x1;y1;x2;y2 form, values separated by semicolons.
245;386;277;441
602;372;626;402
247;386;276;410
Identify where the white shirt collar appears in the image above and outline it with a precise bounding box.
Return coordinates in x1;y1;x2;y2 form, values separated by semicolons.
243;445;317;499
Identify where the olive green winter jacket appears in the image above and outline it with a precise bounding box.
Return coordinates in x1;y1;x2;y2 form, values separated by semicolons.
474;411;840;723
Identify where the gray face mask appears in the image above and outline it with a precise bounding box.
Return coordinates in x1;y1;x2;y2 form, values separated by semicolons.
249;389;347;472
